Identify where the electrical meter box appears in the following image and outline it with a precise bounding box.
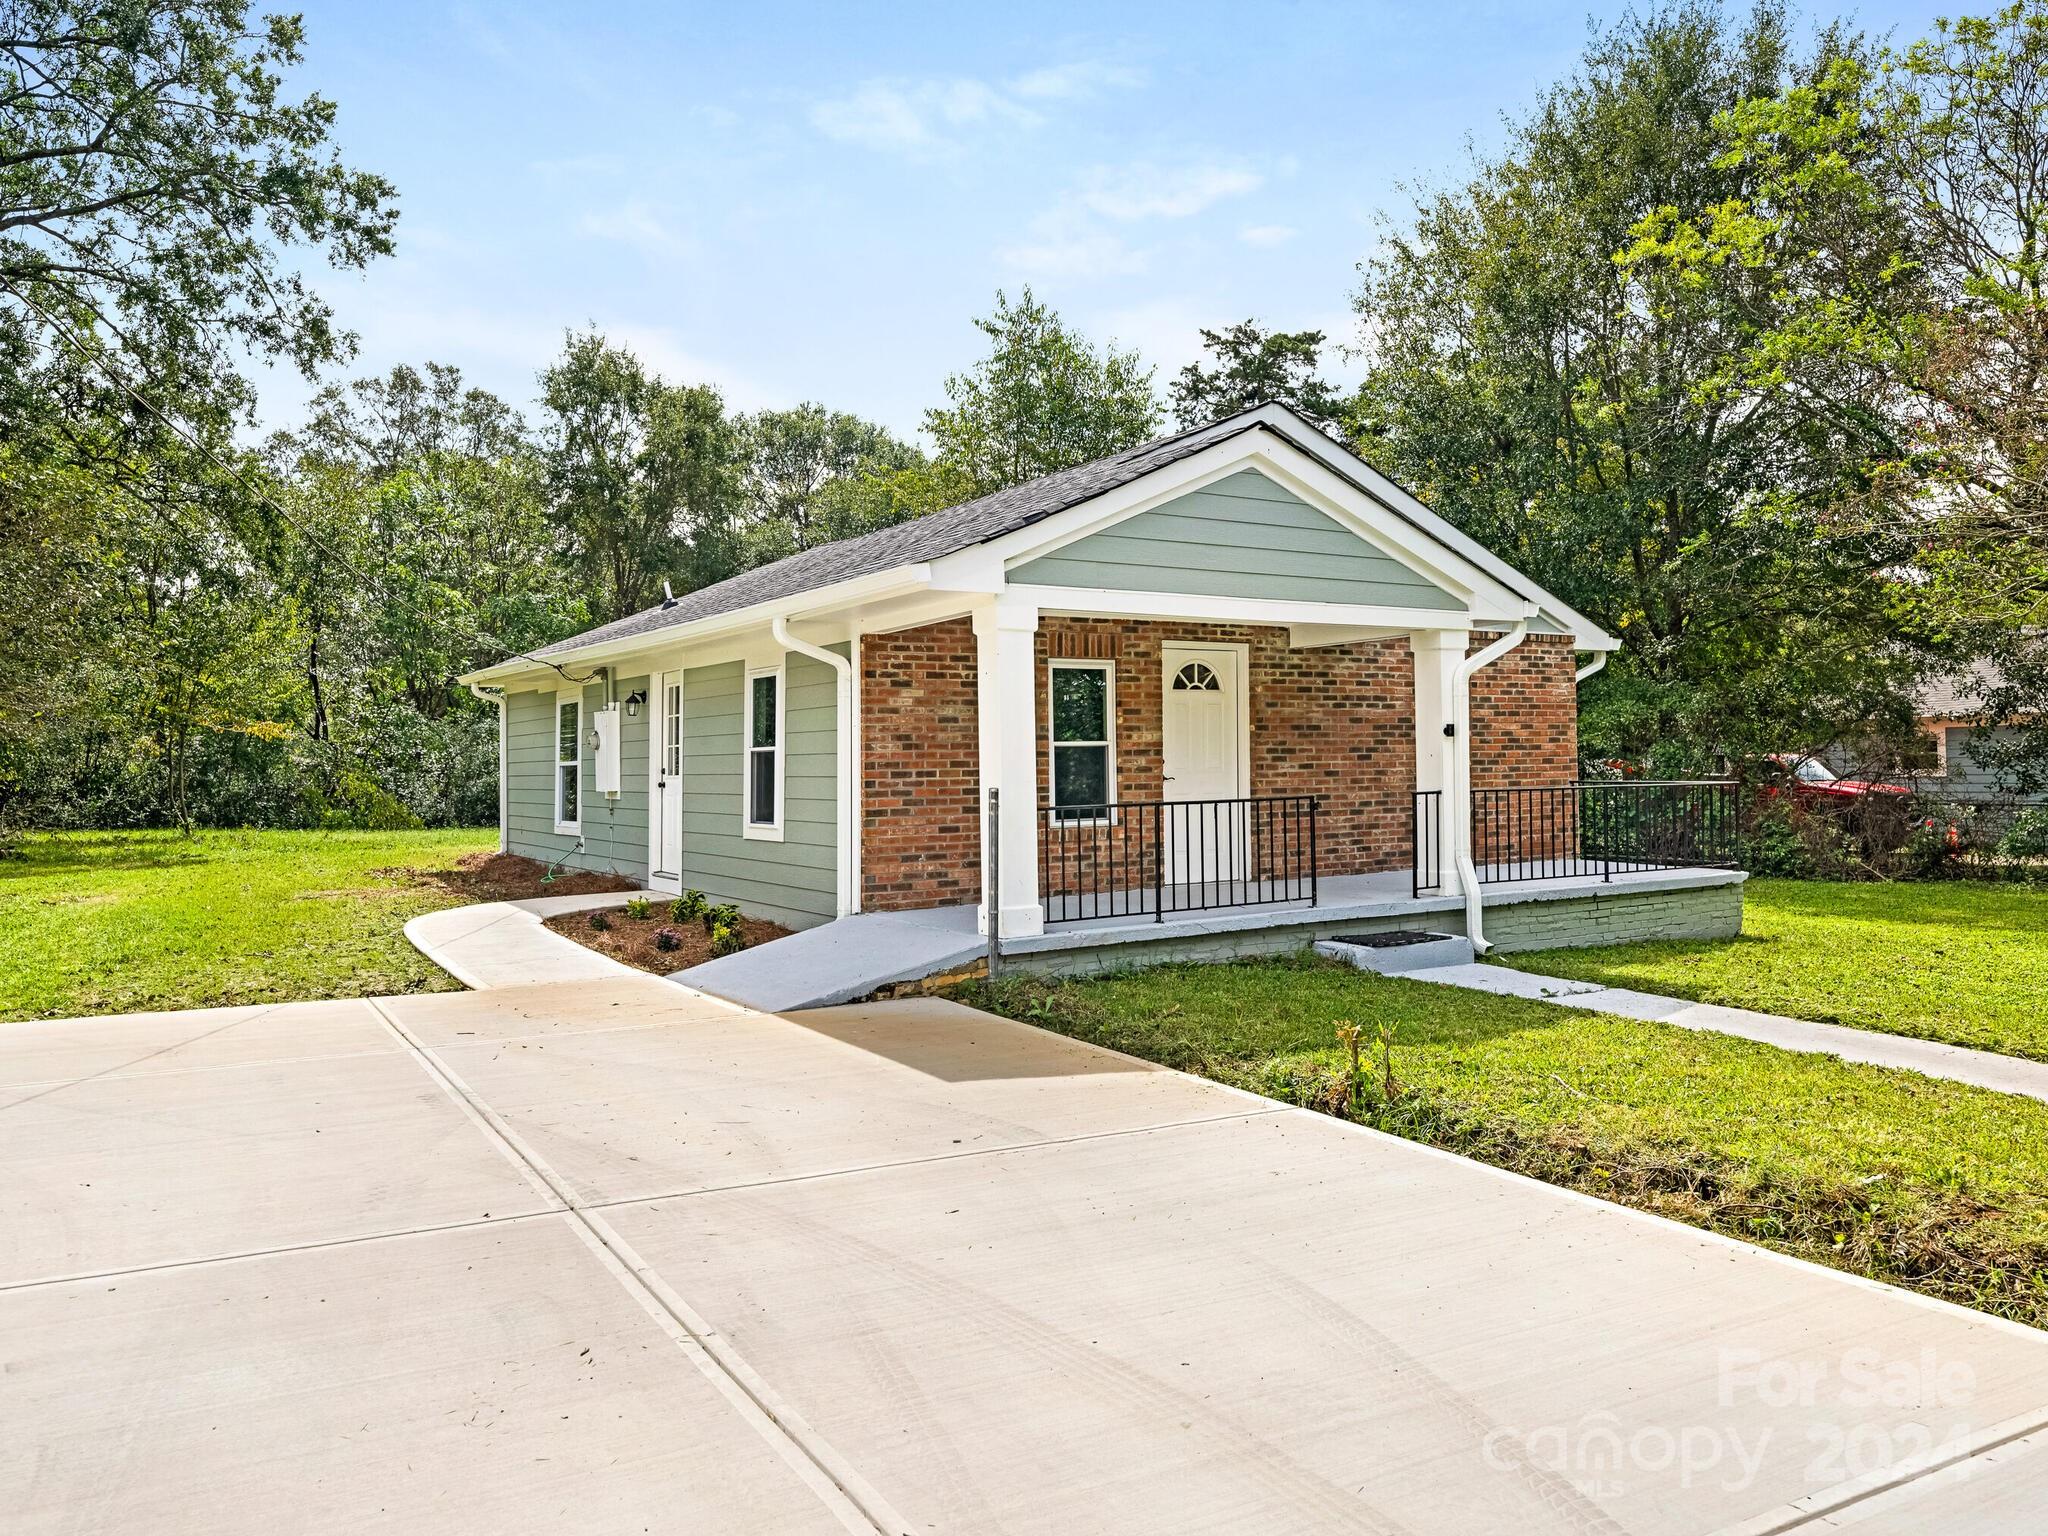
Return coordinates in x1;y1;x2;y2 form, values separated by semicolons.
592;704;622;794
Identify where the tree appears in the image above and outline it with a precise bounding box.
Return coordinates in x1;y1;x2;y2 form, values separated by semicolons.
1169;321;1347;430
738;403;921;564
0;1;397;421
925;287;1160;496
1351;1;1929;768
1626;1;2048;784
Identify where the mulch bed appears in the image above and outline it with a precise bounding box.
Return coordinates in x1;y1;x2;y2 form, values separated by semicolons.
384;850;640;903
543;906;792;975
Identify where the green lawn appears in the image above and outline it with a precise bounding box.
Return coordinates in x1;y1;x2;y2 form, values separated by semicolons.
0;828;495;1020
1499;878;2048;1062
957;957;2048;1328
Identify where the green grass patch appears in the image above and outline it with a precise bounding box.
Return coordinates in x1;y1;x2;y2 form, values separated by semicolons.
0;828;495;1020
957;955;2048;1329
1499;878;2048;1062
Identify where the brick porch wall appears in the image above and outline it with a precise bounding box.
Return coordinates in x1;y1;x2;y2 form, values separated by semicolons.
854;615;1581;913
859;617;981;911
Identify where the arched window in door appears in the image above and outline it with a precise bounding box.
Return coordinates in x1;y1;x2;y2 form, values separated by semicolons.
1172;661;1220;692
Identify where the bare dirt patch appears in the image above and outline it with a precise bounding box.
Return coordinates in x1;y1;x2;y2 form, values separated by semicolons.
378;850;638;903
544;907;792;975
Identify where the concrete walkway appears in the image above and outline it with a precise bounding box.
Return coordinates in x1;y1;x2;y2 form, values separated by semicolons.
673;903;984;1010
9;980;2048;1532
403;890;654;990
1407;961;2048;1105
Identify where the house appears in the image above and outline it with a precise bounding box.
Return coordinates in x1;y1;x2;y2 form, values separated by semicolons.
462;404;1743;980
1910;662;2046;805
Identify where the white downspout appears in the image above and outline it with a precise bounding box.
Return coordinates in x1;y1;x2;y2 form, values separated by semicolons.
1452;623;1528;955
772;615;855;917
1575;652;1608;685
468;682;507;853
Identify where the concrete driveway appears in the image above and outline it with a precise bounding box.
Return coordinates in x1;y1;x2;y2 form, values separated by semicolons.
6;975;2047;1534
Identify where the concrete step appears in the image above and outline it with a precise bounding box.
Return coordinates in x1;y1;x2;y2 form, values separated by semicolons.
1314;930;1474;974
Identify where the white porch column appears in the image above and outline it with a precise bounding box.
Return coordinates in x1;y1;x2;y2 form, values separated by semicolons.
974;598;1044;938
1411;629;1467;896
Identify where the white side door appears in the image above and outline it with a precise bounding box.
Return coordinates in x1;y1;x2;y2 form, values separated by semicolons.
651;670;684;881
1160;643;1245;890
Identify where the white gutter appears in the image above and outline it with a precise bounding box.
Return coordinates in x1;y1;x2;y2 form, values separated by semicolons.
1451;623;1528;955
771;614;856;917
1575;652;1608;685
467;682;508;853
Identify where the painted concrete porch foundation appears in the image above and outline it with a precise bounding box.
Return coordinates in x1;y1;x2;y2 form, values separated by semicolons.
677;867;1743;1007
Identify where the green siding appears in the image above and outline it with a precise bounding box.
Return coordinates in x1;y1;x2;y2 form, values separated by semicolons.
1011;467;1463;610
678;651;840;929
504;675;650;883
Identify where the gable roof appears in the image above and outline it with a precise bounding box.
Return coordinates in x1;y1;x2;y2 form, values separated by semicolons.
497;403;1615;674
533;414;1261;658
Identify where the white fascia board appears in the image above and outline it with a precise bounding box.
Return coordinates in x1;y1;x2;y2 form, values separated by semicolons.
458;566;930;687
1240;405;1621;650
1006;584;1474;634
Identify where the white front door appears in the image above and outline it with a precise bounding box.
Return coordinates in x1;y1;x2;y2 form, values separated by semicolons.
1161;643;1245;889
651;670;684;880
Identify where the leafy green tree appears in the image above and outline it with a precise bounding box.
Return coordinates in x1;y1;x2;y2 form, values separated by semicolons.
539;330;745;622
739;403;922;563
1169;321;1347;430
0;1;397;422
1626;1;2048;783
1352;1;1928;767
925;287;1159;496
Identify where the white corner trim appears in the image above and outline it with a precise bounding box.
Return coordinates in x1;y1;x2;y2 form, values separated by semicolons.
741;660;786;842
772;615;854;915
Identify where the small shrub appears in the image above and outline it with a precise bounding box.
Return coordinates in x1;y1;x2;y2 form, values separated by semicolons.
708;920;746;958
653;926;682;953
703;901;742;934
2000;808;2048;859
670;889;708;924
587;910;611;933
624;895;651;920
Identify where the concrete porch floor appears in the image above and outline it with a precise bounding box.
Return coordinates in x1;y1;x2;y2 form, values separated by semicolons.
676;865;1743;1011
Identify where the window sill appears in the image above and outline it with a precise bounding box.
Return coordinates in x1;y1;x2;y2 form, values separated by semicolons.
554;822;582;837
742;823;785;842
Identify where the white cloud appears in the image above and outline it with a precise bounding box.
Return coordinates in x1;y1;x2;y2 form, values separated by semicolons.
1007;59;1147;100
577;200;697;261
997;230;1149;279
810;77;1035;156
1076;162;1263;221
1238;223;1298;248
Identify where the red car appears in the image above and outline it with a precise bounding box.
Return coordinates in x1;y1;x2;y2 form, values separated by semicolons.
1760;754;1911;800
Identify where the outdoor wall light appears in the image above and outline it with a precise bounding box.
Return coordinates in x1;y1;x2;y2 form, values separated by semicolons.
625;689;646;719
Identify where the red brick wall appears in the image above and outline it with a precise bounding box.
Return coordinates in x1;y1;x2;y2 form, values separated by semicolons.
1032;618;1417;881
859;617;980;911
855;615;1581;911
1468;631;1579;787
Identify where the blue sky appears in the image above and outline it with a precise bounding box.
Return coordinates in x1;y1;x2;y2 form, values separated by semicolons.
273;0;1935;441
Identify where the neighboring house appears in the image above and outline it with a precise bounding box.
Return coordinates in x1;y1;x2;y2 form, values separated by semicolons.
463;404;1743;963
1911;663;2048;805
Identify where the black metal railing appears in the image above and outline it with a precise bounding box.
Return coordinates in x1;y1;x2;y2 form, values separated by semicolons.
1411;790;1443;898
1039;795;1319;924
1411;781;1740;891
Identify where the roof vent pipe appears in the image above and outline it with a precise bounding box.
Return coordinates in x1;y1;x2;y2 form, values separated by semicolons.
1452;622;1528;955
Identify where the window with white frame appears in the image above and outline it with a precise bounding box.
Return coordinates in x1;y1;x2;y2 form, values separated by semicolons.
1049;661;1113;821
743;663;783;837
554;694;582;831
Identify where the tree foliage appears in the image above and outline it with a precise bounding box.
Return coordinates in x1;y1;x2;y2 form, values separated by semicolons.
1170;321;1347;430
1352;0;1932;767
924;286;1160;496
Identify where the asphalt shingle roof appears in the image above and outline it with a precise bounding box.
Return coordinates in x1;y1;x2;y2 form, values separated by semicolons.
533;415;1261;657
